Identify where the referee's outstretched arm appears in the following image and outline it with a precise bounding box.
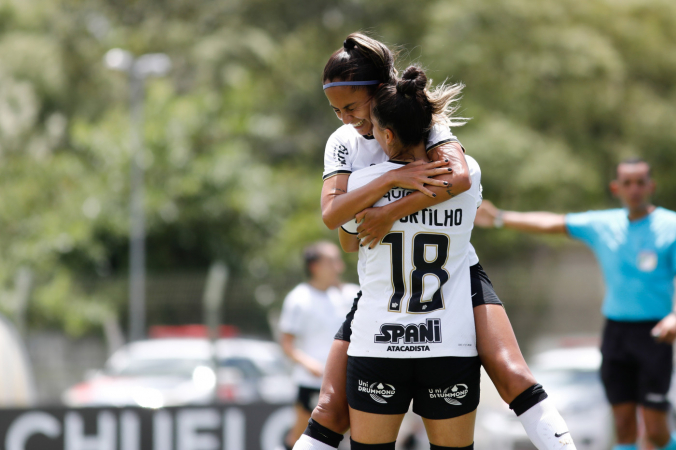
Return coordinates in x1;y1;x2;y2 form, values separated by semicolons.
475;200;567;235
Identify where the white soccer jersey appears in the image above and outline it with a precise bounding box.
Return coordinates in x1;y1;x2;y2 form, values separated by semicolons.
323;123;458;180
323;123;480;266
278;283;356;388
342;156;482;359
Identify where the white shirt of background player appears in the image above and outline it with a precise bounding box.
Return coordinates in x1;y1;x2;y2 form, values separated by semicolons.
279;283;357;387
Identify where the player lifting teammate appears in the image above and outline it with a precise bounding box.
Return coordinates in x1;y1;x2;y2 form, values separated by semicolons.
293;33;576;450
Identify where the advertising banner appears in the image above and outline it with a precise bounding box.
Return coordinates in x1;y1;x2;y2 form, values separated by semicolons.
0;403;294;450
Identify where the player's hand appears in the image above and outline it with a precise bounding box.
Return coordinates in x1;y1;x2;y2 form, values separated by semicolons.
651;313;676;343
386;160;451;198
475;200;500;228
355;206;395;249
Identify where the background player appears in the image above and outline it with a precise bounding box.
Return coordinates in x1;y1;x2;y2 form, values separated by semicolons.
279;242;358;450
475;158;676;450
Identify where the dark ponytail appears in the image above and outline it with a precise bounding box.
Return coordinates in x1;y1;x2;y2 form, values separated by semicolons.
323;33;397;91
371;65;468;148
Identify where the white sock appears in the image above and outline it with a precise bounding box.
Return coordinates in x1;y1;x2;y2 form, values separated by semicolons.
518;398;577;450
293;434;337;450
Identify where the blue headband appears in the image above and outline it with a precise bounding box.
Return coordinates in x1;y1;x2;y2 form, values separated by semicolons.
323;80;380;90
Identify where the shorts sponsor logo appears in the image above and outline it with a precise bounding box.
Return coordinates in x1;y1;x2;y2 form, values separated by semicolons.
358;380;395;404
429;384;469;405
375;318;442;346
646;392;666;403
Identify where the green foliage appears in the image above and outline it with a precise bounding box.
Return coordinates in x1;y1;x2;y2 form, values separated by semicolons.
0;0;674;335
423;0;676;257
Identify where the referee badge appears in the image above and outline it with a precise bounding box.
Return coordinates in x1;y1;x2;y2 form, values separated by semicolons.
637;250;657;272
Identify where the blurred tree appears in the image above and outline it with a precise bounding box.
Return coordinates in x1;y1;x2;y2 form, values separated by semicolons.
0;0;673;336
422;0;676;258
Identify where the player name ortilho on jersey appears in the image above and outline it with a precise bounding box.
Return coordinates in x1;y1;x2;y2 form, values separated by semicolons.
385;188;464;227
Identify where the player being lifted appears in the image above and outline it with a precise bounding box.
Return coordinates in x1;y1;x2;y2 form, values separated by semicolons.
293;33;576;450
338;66;483;449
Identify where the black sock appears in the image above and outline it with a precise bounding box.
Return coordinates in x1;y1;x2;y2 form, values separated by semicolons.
508;383;548;416
303;418;344;448
430;444;473;450
350;438;396;450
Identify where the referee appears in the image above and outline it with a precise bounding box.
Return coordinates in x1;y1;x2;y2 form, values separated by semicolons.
475;158;676;450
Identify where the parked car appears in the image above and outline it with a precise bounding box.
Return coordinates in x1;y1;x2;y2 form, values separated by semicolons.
62;337;295;407
475;346;614;450
0;314;36;406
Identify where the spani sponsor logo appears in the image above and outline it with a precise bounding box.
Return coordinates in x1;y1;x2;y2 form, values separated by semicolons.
358;380;396;404
428;384;468;405
374;318;442;345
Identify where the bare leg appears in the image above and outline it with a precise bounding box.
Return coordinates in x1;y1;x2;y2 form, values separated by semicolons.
422;410;476;448
349;408;476;447
348;408;405;444
612;403;638;445
474;304;537;403
475;304;576;449
642;407;671;448
311;339;351;433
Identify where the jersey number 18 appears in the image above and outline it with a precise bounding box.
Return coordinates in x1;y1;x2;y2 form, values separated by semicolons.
381;232;450;314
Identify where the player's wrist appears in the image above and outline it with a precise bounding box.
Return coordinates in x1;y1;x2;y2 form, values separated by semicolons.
381;203;399;223
382;171;398;190
494;210;505;228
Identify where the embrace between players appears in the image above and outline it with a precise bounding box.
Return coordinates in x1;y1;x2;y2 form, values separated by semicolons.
290;33;577;450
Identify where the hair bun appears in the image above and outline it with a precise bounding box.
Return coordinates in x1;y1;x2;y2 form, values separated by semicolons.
396;66;427;96
343;38;357;51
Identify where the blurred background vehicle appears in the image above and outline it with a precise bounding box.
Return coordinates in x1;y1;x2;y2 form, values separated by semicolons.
62;333;295;408
475;345;613;450
0;314;36;407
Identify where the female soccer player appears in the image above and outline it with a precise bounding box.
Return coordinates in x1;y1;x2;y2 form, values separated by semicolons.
340;66;483;449
295;33;576;450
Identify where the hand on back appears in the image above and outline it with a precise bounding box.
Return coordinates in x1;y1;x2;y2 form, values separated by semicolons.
386;160;451;198
355;207;394;250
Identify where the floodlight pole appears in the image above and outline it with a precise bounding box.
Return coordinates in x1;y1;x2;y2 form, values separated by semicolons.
128;69;146;343
105;49;171;343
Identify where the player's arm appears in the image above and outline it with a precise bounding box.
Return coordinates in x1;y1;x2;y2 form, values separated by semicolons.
321;160;451;230
651;256;676;343
474;200;568;234
651;312;676;344
355;142;472;248
280;333;324;377
338;228;360;253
